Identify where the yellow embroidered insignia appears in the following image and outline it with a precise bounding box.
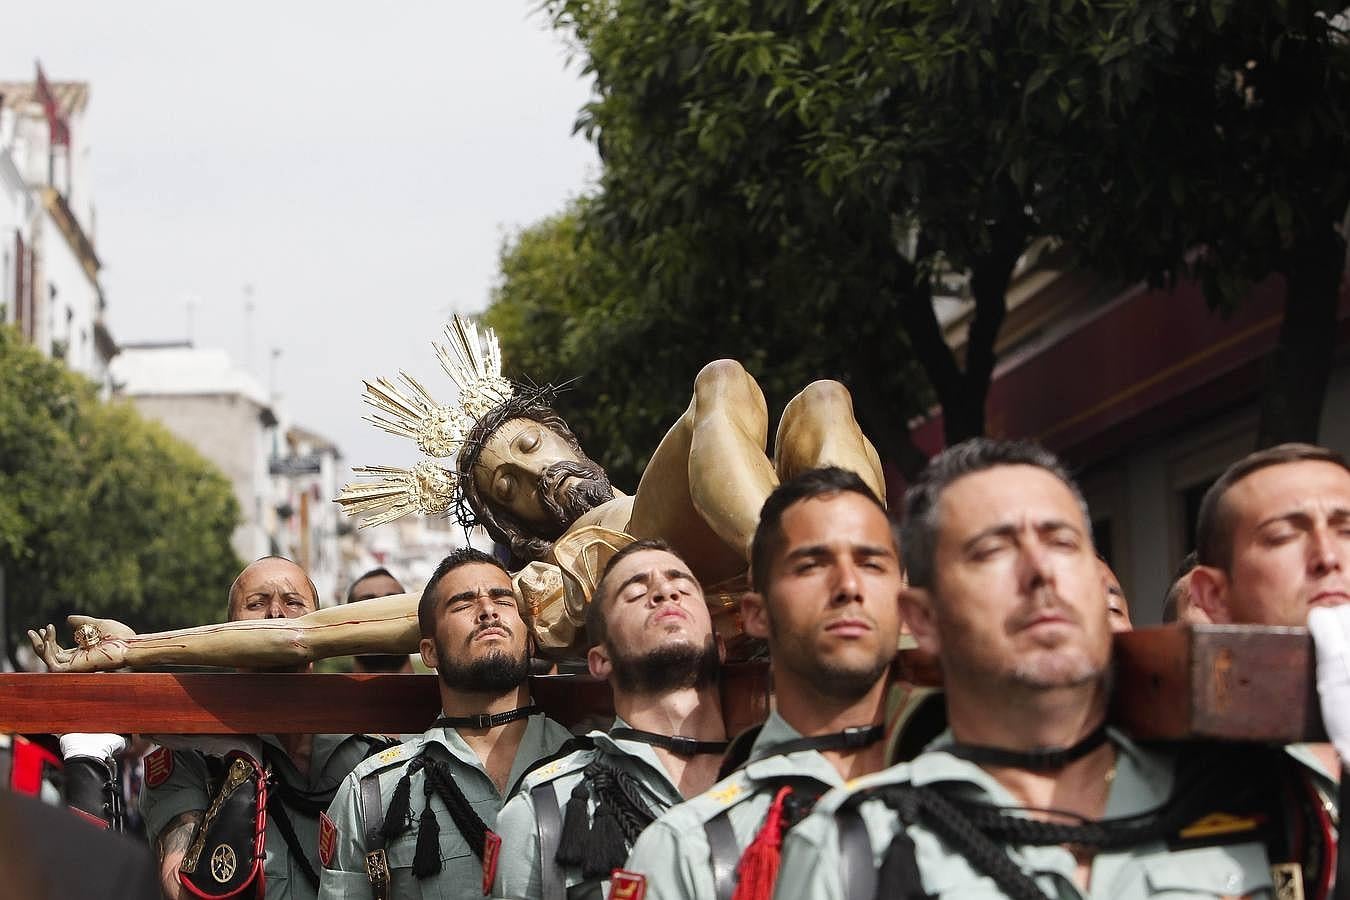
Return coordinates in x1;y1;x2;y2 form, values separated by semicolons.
709;782;743;805
608;870;647;900
1178;812;1264;840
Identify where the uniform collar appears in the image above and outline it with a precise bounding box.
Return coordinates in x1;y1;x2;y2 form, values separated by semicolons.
741;711;848;787
259;733;350;785
586;718;683;803
911;726;1171;819
423;712;554;798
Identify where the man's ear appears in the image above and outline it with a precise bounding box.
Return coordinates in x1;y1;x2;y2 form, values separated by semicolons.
900;586;941;657
715;632;727;664
419;637;438;671
1187;565;1234;624
587;643;612;681
741;592;770;640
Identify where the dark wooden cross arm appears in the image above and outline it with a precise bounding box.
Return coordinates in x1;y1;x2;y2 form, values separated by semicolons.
0;626;1325;742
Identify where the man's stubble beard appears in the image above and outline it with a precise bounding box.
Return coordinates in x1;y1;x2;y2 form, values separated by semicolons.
435;629;532;694
943;602;1109;693
607;635;721;696
767;612;894;703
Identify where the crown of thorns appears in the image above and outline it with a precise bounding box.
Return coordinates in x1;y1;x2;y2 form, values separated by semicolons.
334;316;559;530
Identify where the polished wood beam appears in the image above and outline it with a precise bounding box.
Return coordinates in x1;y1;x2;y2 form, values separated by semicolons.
0;627;1324;742
0;664;772;736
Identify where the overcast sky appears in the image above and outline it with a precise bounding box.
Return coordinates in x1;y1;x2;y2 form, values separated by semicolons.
1;1;598;468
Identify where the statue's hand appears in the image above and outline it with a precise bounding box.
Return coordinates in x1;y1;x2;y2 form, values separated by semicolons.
27;616;135;672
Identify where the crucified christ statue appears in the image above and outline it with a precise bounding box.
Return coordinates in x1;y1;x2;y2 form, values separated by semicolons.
32;319;884;671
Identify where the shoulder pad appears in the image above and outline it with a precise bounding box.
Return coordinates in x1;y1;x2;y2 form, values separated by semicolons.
681;772;753;819
716;724;763;780
352;739;418;778
506;736;596;798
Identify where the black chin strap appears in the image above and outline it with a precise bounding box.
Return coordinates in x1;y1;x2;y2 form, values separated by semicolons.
434;704;539;730
752;724;885;762
945;722;1109;771
608;727;730;756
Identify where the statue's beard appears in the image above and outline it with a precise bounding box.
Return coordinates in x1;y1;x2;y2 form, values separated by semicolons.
538;460;614;534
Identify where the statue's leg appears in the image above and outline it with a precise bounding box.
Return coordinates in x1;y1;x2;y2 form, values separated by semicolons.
774;380;887;503
627;360;777;583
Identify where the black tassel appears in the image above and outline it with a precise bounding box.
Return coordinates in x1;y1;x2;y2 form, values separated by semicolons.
554;781;592;866
413;783;443;878
381;770;416;841
582;803;629;878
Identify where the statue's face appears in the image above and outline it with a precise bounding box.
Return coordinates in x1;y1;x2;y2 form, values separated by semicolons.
472;416;612;535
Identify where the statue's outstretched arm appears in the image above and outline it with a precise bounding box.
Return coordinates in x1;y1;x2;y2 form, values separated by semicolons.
28;592;420;672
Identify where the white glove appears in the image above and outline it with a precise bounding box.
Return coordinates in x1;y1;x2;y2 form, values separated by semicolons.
59;733;126;762
1308;605;1350;764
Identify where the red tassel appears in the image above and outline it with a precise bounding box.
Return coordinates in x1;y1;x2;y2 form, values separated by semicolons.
731;786;793;900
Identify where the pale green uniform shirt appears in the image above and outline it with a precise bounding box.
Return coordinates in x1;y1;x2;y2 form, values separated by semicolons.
494;718;685;900
776;729;1296;900
319;714;572;900
141;733;383;900
622;711;846;900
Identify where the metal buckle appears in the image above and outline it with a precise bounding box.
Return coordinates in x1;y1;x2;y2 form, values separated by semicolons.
666;735;700;755
366;848;390;891
839;726;875;749
467;713;493;729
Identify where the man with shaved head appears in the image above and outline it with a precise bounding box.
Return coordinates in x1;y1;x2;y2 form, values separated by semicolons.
142;557;392;900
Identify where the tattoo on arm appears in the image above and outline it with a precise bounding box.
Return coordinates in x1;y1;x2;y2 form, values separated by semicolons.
157;810;203;862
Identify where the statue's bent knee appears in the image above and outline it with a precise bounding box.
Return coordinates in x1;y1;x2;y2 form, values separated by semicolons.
693;359;753;398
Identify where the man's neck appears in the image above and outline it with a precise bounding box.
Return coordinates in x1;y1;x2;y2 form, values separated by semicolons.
945;677;1114;818
771;669;889;781
437;681;534;795
612;681;725;740
275;733;315;776
437;681;533;720
613;681;727;797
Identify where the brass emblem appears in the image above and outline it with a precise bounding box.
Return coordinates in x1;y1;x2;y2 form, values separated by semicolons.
1271;863;1304;900
365;848;390;889
210;844;237;883
181;758;256;873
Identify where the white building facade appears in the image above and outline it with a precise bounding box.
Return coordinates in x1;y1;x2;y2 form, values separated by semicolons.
0;70;114;390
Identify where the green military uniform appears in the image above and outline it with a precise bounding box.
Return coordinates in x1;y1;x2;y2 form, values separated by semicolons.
623;712;846;900
141;734;384;900
319;714;572;900
776;728;1332;900
494;718;686;900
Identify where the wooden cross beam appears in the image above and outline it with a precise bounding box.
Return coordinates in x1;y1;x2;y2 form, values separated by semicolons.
0;626;1324;742
0;664;773;737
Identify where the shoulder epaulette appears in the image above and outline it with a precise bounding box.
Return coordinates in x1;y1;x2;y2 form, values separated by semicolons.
506;736;596;799
357;740;417;777
716;724;764;780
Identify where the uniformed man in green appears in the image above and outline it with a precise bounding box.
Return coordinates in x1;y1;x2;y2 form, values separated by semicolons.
319;547;572;899
776;439;1336;900
494;538;730;900
623;467;904;900
143;556;388;900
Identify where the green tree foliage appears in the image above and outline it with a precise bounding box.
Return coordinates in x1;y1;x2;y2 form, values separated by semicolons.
508;0;1349;469
0;326;242;655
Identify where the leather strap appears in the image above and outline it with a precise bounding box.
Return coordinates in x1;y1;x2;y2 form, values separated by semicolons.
839;804;878;900
609;727;730;756
945;722;1108;771
749;725;884;763
358;772;390;900
704;810;739;900
434;704;539;730
533;782;565;900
